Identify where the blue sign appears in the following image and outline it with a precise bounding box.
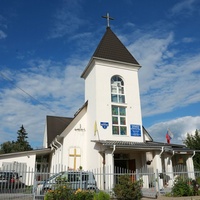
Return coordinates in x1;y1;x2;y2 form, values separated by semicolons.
130;124;141;137
100;122;109;129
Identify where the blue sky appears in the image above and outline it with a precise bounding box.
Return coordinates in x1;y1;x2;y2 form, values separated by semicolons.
0;0;200;148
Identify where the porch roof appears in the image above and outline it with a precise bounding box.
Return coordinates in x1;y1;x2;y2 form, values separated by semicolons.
92;140;196;153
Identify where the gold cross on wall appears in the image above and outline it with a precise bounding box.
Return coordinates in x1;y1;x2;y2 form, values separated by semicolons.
69;148;81;170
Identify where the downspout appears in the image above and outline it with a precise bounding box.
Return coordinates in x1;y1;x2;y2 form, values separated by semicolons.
111;145;116;175
159;146;164;158
52;141;59;171
55;137;63;167
112;145;116;156
52;141;58;149
170;150;175;158
55;137;62;147
168;150;175;169
191;151;195;158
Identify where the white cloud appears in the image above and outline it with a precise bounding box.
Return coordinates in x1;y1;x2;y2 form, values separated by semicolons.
123;28;200;117
182;37;195;43
147;116;200;145
0;30;7;39
48;0;86;39
0;59;85;148
170;0;197;16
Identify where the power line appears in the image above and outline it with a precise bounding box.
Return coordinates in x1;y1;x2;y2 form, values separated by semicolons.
0;71;82;135
0;71;55;113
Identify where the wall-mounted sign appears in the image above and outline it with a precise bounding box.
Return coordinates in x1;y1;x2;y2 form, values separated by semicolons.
100;122;109;129
130;124;141;137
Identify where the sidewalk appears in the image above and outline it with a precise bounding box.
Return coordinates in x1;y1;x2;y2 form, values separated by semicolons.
142;196;200;200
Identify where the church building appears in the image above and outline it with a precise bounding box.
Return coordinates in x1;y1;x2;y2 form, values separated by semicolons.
0;17;196;191
43;22;196;189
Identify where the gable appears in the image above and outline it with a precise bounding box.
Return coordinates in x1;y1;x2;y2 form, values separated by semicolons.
143;126;153;142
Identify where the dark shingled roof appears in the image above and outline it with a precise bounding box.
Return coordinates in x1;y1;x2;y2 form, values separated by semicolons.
47;116;73;147
93;27;140;65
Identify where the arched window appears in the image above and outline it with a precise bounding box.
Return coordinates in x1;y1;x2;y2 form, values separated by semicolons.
111;75;127;135
111;75;125;103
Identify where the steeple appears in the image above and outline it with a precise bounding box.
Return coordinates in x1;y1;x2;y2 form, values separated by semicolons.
93;27;140;65
81;22;141;78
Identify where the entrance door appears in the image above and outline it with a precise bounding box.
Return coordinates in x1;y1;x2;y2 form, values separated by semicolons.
114;159;136;171
128;159;136;182
114;160;127;172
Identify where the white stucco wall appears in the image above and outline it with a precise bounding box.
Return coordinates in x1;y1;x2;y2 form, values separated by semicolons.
50;106;88;172
0;154;36;185
85;59;143;144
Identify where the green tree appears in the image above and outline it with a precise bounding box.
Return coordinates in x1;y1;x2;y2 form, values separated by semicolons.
0;125;33;154
0;141;16;154
183;129;200;170
15;125;33;151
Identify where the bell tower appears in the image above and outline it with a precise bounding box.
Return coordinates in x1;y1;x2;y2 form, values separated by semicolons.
81;23;144;142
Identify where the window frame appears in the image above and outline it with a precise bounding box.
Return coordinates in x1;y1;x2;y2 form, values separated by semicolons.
112;105;127;136
111;75;125;104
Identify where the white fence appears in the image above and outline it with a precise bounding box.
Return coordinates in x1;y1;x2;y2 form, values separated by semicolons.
0;165;200;200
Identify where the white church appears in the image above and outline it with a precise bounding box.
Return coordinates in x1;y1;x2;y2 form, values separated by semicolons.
0;20;196;190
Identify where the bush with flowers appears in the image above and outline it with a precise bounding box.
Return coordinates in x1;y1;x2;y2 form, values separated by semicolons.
44;185;73;200
44;186;110;200
73;188;94;200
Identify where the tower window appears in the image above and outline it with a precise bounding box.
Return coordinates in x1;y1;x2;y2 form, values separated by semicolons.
112;105;127;135
111;76;125;103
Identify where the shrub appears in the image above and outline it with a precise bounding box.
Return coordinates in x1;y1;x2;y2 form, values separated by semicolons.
94;191;110;200
171;177;193;197
45;187;96;200
113;175;142;200
44;185;73;200
73;189;94;200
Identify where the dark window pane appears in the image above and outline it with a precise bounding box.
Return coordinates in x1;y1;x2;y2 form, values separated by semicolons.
112;106;118;115
120;117;126;125
119;107;126;116
111;94;118;102
119;95;125;103
120;127;127;135
112;117;118;124
113;126;119;135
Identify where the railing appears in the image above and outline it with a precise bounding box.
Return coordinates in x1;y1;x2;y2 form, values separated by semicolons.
0;166;200;200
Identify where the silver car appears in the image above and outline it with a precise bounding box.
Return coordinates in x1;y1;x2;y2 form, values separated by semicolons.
42;171;98;193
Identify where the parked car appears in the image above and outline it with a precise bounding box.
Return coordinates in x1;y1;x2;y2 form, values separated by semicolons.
39;171;98;194
0;171;24;189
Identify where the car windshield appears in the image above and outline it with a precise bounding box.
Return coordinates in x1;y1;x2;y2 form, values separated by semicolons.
47;172;64;181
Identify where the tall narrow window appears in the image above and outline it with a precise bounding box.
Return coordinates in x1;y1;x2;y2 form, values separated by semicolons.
111;76;125;103
112;105;127;135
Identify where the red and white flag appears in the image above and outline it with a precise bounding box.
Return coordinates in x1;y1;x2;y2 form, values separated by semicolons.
166;129;174;144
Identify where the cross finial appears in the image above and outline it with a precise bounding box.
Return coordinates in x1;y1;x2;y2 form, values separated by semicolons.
102;13;114;28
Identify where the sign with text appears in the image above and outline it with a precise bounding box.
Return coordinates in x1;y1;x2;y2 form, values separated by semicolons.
130;124;141;137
